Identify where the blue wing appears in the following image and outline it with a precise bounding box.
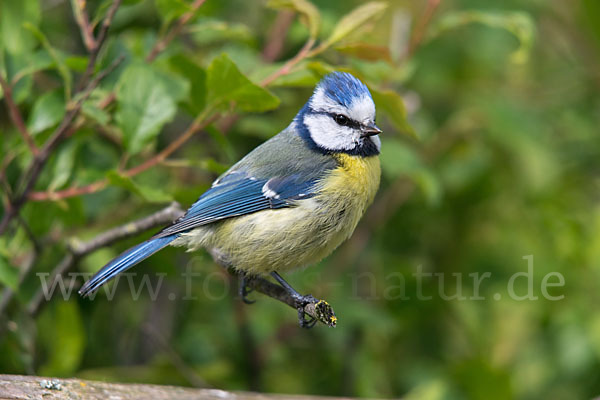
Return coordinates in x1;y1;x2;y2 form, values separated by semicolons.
153;171;320;238
80;172;321;297
80;127;336;296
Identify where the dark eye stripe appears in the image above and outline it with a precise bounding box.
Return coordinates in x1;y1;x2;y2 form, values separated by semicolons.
321;112;362;130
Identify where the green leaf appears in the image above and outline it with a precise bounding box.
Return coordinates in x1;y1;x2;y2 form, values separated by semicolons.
28;89;66;135
371;89;417;139
49;142;78;191
9;49;53;85
24;23;72;99
82;102;111;126
187;20;255;45
154;67;190;102
430;11;535;64
305;60;336;76
266;60;334;87
324;2;387;47
156;0;193;25
116;63;189;155
267;0;320;39
107;170;173;203
269;68;319;87
0;0;41;55
0;255;18;291
38;301;85;376
2;52;34;104
335;43;392;62
169;54;206;114
64;55;89;72
206;54;280;112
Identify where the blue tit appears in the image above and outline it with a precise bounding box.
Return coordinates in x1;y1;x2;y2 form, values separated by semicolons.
80;72;382;324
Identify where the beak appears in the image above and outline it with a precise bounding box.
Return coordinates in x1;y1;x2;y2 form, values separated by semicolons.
361;122;382;138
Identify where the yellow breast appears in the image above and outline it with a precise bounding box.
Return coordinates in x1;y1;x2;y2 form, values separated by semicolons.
320;153;381;210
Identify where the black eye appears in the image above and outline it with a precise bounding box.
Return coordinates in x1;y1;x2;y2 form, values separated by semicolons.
334;114;349;126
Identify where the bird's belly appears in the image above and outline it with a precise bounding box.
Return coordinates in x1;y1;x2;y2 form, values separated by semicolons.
175;155;380;275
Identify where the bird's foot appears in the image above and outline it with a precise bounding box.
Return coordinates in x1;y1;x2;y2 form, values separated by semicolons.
238;275;256;304
270;272;324;329
295;294;318;329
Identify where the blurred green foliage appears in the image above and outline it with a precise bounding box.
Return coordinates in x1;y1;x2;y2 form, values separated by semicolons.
1;0;600;399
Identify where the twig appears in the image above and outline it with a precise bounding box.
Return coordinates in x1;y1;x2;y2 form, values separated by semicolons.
28;20;321;203
217;12;297;135
229;269;337;328
260;37;315;87
404;0;442;59
124;112;219;177
28;112;220;201
71;0;97;51
0;74;39;156
0;152;17;203
98;91;117;109
27;202;184;316
262;10;295;62
146;0;207;62
0;54;125;234
76;0;122;92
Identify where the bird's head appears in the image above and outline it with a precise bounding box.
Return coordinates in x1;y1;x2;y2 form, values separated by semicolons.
295;72;381;156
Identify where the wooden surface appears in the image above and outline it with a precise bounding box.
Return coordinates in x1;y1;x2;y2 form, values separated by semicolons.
0;375;348;400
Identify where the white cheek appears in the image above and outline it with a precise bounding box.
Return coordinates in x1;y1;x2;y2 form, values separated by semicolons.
304;114;359;151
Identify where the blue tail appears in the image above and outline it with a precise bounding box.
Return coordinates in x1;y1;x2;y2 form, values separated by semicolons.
79;235;177;297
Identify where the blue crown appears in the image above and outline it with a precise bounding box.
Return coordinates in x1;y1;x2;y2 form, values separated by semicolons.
317;72;371;108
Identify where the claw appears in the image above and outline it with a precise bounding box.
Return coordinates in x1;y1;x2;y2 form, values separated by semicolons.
239;275;256;304
295;294;319;329
297;306;317;329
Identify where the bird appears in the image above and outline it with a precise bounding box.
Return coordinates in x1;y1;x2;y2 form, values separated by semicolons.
79;71;382;327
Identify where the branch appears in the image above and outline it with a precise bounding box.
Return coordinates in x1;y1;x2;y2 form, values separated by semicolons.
28;112;220;201
262;10;295;62
229;268;337;328
0;50;125;234
0;152;17;202
404;0;442;59
71;0;97;51
29;30;322;203
76;0;122;92
146;0;207;62
0;74;39;156
27;202;184;316
260;37;316;87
